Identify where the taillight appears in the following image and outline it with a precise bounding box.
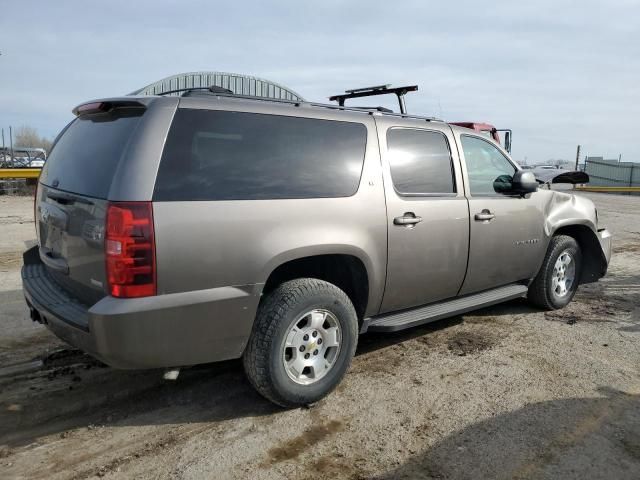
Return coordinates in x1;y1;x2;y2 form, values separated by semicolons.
105;202;156;298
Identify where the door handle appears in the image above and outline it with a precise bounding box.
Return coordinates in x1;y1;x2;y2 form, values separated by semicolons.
394;213;423;226
474;210;495;222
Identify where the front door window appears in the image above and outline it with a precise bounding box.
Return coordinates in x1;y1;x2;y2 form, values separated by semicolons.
461;135;516;196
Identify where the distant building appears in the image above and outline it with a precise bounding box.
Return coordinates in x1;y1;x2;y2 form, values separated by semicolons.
584;157;639;187
131;71;304;101
586;157;637;166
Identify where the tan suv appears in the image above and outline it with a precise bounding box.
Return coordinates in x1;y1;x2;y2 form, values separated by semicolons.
23;87;611;407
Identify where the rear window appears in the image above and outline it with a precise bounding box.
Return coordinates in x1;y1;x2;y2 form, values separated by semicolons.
40;112;143;198
153;109;367;201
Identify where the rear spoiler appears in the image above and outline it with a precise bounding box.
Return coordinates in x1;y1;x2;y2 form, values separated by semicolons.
72;100;147;116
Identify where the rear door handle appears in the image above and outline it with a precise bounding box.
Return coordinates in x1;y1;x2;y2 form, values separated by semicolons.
474;210;495;222
394;213;423;226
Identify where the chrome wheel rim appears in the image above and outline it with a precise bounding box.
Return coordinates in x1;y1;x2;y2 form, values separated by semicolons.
551;250;576;298
282;309;342;385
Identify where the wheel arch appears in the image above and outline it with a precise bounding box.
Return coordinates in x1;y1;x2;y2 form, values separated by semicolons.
551;223;607;284
260;250;372;323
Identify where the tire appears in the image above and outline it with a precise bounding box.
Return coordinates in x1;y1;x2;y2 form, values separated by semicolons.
528;235;582;310
243;278;358;407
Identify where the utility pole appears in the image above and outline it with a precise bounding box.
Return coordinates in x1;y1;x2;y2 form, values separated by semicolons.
573;145;581;189
9;126;14;161
1;128;4;150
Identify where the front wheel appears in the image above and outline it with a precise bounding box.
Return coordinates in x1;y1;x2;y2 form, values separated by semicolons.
528;235;582;310
243;278;358;407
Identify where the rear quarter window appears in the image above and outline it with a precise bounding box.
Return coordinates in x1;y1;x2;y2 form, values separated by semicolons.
153;109;367;201
40;111;143;198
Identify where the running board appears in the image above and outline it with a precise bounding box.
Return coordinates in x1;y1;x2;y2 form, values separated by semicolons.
363;284;528;333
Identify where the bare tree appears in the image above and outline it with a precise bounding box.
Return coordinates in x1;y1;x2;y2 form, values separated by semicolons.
13;125;53;153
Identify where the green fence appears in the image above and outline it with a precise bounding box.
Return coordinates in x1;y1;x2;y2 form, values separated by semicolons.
584;159;639;187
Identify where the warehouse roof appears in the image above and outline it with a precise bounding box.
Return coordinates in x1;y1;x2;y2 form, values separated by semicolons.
130;71;304;102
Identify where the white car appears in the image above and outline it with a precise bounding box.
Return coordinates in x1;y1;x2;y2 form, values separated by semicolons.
29;159;45;168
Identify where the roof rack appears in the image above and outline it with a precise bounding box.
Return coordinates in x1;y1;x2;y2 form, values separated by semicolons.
145;83;442;122
329;84;418;114
155;86;233;96
350;106;394;113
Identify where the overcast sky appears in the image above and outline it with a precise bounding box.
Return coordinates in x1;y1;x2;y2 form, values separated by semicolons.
1;0;638;163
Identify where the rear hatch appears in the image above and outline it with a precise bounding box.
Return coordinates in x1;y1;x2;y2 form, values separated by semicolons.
36;104;145;305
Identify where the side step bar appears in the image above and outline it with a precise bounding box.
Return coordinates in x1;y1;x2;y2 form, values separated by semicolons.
362;284;528;333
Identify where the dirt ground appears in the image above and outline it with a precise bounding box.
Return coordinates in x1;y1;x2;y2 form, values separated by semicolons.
1;191;639;480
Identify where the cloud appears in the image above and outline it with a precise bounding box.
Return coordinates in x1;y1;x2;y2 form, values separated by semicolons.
0;0;637;162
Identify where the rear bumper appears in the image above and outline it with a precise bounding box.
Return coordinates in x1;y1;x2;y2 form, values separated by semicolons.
22;247;260;369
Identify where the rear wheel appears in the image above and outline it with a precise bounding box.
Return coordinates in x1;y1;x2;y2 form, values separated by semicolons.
243;278;358;407
528;235;581;310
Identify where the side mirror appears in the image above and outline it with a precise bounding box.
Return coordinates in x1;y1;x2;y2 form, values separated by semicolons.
503;130;512;153
512;170;538;194
496;128;512;153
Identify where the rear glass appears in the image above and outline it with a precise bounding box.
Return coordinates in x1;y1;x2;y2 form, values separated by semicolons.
153;109;367;201
40;112;143;198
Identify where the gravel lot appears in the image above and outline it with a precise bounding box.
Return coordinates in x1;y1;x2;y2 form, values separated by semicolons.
1;191;639;480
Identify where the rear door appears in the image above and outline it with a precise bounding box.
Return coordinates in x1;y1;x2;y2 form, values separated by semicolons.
36;106;146;304
377;118;469;313
455;133;546;295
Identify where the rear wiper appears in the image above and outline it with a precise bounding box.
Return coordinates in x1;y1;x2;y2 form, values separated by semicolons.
46;190;94;206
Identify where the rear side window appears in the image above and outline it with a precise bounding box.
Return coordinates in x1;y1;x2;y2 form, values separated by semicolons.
154;109;367;201
386;128;455;195
40;112;143;198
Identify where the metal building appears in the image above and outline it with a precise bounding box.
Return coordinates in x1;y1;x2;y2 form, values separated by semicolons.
130;71;304;101
584;158;639;187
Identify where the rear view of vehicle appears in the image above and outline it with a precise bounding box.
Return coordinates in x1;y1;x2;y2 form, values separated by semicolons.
23;94;379;408
26;96;261;370
33;100;148;299
23;98;177;366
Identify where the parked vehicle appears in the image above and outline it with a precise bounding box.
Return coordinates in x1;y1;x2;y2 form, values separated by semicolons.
22;86;611;407
0;147;47;168
450;122;512;153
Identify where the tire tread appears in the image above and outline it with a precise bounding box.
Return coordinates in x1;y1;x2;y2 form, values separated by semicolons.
243;278;357;407
528;235;580;310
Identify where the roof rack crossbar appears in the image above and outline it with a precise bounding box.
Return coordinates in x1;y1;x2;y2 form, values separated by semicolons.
329;84;418;114
344;84;390;94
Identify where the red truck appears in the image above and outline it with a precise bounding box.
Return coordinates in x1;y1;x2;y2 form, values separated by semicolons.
450;122;512;153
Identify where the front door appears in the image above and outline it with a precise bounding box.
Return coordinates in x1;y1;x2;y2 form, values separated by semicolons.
456;134;546;295
378;120;469;314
